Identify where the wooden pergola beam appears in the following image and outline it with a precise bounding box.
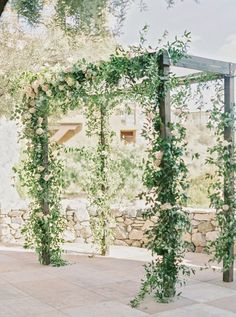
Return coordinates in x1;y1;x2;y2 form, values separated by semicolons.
176;72;224;86
163;52;236;76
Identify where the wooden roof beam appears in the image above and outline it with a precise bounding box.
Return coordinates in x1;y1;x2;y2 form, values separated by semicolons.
162;51;236;76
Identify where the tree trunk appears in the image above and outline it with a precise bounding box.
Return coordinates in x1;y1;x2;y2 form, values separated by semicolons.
0;0;9;18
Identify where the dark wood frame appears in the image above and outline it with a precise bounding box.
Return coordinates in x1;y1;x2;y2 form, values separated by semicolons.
159;51;236;282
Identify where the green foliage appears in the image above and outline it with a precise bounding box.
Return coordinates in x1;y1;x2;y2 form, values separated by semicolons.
14;31;231;304
206;81;236;270
10;0;133;35
63;144;145;201
12;0;43;25
187;172;215;208
13;72;67;266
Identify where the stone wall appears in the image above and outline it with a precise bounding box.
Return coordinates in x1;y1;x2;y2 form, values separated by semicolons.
0;199;218;252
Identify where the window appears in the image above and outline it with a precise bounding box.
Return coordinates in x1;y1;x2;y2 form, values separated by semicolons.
120;130;136;144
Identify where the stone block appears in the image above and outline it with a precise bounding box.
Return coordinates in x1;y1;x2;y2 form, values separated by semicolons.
114;239;128;246
192;232;206;247
198;222;213;233
194;213;212;221
8;210;22;217
11;217;23;225
206;231;219;241
129;229;143;240
142;219;153;231
114;226;128;240
124;218;133;225
132;240;141;247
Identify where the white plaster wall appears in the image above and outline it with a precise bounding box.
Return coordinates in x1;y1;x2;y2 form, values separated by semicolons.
0;118;21;210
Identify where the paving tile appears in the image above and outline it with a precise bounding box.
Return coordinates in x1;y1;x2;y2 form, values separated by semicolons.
62;300;149;317
207;278;236;290
151;303;236;317
13;278;107;309
92;280;141;300
2;249;236;317
190;267;222;282
35;288;107;309
0;283;28;300
0;297;55;317
0;268;54;283
207;294;236;313
35;310;70;317
13;278;79;295
181;282;236;302
61;267;132;288
134;295;197;314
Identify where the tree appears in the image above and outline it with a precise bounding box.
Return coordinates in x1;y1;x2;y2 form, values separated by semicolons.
0;0;134;35
0;1;192;24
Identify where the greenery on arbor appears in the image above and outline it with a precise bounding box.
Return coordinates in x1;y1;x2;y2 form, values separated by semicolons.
0;15;115;116
13;31;193;290
13;25;236;302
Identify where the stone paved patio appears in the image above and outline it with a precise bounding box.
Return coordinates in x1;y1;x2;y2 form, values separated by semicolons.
0;245;236;316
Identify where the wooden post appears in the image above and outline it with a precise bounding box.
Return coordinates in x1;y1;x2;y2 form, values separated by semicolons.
158;53;176;299
158;53;171;138
223;74;235;282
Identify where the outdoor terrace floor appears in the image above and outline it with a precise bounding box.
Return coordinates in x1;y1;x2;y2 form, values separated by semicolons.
0;245;236;317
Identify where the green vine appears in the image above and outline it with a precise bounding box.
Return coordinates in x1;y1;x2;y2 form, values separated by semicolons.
206;80;236;271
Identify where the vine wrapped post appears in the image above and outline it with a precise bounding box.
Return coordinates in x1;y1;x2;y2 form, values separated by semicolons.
157;52;175;298
158;53;171;139
223;73;235;282
99;101;109;256
40;114;51;265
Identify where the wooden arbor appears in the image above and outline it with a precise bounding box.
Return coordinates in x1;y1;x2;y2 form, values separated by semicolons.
158;52;236;282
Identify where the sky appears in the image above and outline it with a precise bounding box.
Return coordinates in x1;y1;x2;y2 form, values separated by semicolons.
119;0;236;63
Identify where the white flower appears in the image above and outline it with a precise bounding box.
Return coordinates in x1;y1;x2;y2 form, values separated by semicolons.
37;117;44;125
154;151;163;168
44;174;52;181
222;204;229;211
65;66;73;72
160;203;172;211
42;84;49;92
29;107;36;114
23;113;32;121
147;112;154;120
37;212;43;218
172;130;179;138
58;85;64;91
173;108;182;116
36;128;44;135
31;80;40;94
35;173;41;180
24;85;35;98
43;214;49;221
29;100;36;107
46;90;52;97
38;166;45;172
65;77;75;87
222;140;230;147
155;151;163;160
